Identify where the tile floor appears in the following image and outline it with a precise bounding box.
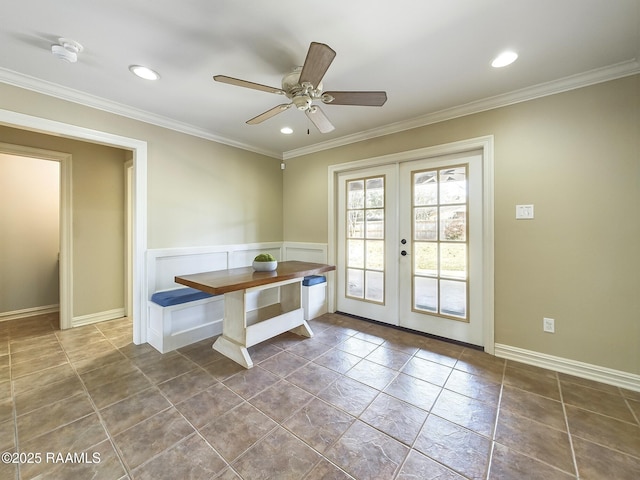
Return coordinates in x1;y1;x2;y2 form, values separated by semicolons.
0;312;639;479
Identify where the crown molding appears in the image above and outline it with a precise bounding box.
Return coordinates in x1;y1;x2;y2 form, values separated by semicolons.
283;59;640;159
1;59;637;161
0;67;281;159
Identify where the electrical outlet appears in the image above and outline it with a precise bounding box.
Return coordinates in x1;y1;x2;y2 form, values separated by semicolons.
543;317;555;333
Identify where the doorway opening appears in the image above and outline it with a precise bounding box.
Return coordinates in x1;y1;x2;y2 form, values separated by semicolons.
0;108;148;344
0;143;71;327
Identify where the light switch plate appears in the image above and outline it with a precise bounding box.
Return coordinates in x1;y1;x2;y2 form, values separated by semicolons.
516;204;534;219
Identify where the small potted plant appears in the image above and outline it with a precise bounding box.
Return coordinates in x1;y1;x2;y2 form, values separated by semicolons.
252;253;278;271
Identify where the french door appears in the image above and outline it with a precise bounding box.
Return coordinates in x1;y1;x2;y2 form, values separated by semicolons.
336;151;484;346
336;164;399;324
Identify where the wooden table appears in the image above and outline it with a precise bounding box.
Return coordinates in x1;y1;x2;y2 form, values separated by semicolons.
175;261;335;368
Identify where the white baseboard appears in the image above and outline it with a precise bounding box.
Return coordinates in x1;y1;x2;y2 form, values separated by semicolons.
0;304;59;322
73;308;126;327
494;343;640;392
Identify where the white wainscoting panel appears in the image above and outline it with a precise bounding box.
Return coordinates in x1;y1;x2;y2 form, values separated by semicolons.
283;242;328;263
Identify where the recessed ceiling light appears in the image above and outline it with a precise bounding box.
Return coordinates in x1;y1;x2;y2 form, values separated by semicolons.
280;127;293;134
491;51;518;68
129;65;160;80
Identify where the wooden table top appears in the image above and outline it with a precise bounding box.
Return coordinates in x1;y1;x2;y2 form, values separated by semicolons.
175;260;335;295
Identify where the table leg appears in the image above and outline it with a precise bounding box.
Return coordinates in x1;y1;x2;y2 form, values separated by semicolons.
212;289;254;368
212;336;253;369
211;280;314;369
289;320;313;338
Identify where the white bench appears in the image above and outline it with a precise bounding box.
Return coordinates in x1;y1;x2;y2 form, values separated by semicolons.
147;287;223;353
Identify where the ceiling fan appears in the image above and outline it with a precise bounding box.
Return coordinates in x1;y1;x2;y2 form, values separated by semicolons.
213;42;387;133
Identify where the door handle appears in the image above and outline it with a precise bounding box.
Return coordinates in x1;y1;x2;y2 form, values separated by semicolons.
401;250;408;256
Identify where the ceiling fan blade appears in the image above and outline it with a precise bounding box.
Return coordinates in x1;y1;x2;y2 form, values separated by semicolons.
246;104;291;125
213;75;284;95
322;91;388;106
306;106;335;133
299;42;336;87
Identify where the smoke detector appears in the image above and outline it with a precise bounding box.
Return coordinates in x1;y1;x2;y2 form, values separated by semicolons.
51;38;83;63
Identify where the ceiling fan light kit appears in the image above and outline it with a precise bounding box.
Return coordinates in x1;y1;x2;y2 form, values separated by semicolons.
51;38;83;63
213;42;388;134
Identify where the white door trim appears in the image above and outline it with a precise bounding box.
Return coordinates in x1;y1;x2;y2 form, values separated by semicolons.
0;108;148;344
124;159;134;318
328;136;495;353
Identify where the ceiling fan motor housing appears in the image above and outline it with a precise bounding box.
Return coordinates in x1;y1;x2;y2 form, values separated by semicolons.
293;95;312;110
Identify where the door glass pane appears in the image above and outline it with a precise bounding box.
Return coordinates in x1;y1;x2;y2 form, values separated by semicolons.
365;270;384;302
347;210;364;238
366;209;384;238
347;268;364;298
414;242;437;276
347;239;364;268
366;240;384;270
414;171;437;206
415;276;437;312
366;178;384;207
440;243;466;280
440;205;466;241
439;167;466;204
414;207;437;240
440;279;466;318
348;180;364;209
345;175;385;304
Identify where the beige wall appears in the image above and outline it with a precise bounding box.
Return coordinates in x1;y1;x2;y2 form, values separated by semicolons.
0;153;59;313
146;128;283;247
283;75;640;375
0;84;283;249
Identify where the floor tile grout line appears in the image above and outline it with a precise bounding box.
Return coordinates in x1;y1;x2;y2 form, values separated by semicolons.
9;323;65;480
484;357;507;480
132;359;237;474
372;343;459;479
622;394;640;426
222;351;390;480
491;362;585;479
557;372;580;479
123;353;298;478
54;327;132;480
7;338;21;480
94;352;221;471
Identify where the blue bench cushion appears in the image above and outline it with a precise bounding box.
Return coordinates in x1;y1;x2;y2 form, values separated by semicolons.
151;287;214;307
303;275;326;287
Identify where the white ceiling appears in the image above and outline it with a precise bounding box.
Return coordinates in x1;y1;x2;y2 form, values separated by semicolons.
1;0;638;158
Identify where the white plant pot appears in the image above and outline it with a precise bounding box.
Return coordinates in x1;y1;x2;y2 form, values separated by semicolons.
252;260;277;272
